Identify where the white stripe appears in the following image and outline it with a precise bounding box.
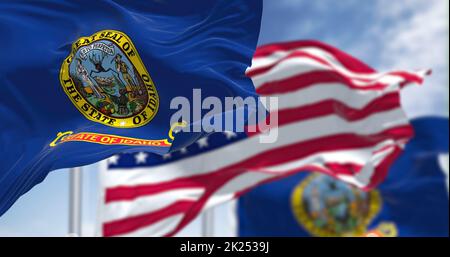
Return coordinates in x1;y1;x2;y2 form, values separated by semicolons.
112;144;402;236
103;146;393;223
203;172;276;210
104;146;392;218
103;108;408;187
252;46;425;85
274;82;398;111
118;214;184;237
252;142;395;175
102;189;203;223
259;140;398;187
337;145;396;187
99;43;420;237
197;146;397;215
250;46;415;84
251;57;409;88
251;46;355;71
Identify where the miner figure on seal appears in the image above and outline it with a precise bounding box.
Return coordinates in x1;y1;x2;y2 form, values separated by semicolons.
113;54;142;96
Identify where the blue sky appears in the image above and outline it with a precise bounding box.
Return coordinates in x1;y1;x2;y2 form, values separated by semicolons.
0;0;448;236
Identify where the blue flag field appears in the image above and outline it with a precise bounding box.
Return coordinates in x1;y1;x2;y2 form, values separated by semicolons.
0;0;262;216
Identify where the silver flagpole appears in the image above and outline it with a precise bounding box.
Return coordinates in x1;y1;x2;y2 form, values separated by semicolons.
202;208;214;237
68;167;83;236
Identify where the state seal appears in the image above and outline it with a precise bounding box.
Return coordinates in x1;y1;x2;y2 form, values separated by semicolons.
60;30;159;128
291;173;382;237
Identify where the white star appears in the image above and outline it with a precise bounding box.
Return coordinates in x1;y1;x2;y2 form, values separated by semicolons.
108;155;120;165
197;137;209;149
162;153;172;160
223;131;237;140
135;152;148;164
179;147;188;154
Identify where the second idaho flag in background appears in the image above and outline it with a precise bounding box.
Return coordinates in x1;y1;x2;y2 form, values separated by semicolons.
0;0;262;216
238;117;449;237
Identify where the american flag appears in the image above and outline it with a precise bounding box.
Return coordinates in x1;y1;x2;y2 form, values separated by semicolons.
97;41;429;237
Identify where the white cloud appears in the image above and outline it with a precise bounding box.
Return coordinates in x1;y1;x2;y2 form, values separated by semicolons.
277;0;449;119
362;0;448;118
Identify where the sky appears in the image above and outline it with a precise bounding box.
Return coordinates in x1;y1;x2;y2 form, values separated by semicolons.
0;0;448;236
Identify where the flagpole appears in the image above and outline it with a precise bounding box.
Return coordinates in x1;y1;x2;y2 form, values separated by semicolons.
202;208;214;237
68;167;83;236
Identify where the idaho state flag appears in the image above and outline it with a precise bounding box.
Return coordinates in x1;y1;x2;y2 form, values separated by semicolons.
0;1;262;215
238;117;449;237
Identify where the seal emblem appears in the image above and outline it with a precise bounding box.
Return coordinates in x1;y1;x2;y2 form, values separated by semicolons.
60;30;159;128
291;173;382;237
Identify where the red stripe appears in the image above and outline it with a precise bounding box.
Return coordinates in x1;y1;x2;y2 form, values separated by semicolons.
246;92;401;136
105;166;242;236
247;51;331;77
163;172;240;237
102;40;426;236
164;126;412;236
249;51;427;87
105;166;239;202
165;142;407;237
390;70;430;87
256;70;388;95
106;180;203;203
106;126;412;207
235;145;401;194
163;129;409;236
322;162;363;176
105;84;409;212
102;200;194;237
362;145;404;190
239;126;413;170
233;167;313;199
233;162;364;199
252;40;376;73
